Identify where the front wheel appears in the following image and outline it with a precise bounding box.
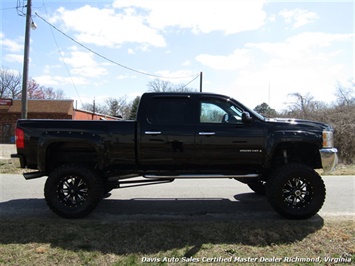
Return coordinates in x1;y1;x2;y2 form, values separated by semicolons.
44;164;104;219
266;164;326;219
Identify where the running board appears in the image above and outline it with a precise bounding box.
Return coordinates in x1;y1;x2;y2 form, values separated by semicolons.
108;178;174;190
143;174;259;179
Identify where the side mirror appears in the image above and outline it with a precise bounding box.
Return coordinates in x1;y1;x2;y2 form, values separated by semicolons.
222;113;229;123
242;111;253;123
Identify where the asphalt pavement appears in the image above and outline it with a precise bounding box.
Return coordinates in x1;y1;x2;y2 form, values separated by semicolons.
0;174;354;221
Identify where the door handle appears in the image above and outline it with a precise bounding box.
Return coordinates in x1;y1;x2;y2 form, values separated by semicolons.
145;131;162;135
199;132;215;136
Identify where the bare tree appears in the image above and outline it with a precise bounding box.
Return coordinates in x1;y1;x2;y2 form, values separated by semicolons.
41;87;65;99
1;68;65;100
81;96;131;119
81;102;106;114
25;79;65;100
27;79;43;99
147;79;172;92
147;78;196;93
286;92;327;119
281;88;355;163
0;68;22;98
104;96;130;118
335;81;355;106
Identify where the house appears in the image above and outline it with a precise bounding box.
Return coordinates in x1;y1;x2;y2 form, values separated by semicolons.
0;99;120;143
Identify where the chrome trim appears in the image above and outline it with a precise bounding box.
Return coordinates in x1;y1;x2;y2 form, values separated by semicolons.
144;174;258;179
319;148;338;174
145;131;162;135
199;132;216;136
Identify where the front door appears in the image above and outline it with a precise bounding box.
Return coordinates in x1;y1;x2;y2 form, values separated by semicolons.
195;96;265;171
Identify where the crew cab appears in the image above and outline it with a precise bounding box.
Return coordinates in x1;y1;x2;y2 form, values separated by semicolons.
11;92;338;219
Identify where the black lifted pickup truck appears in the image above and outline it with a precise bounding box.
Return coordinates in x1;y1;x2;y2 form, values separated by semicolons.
12;92;338;219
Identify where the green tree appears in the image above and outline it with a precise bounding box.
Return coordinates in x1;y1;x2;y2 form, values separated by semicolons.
128;96;141;120
254;102;277;117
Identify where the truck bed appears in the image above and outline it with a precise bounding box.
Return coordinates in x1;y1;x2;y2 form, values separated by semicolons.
15;119;137;172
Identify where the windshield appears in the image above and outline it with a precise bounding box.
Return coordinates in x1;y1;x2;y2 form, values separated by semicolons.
200;97;265;124
248;108;265;120
229;97;265;121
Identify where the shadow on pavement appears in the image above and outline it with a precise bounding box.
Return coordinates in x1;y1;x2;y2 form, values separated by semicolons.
0;194;324;256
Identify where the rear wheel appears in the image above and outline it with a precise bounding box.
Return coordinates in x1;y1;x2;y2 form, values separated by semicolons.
44;164;104;218
266;163;326;219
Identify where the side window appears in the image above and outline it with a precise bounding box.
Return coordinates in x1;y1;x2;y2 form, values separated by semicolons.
148;98;190;124
200;102;226;123
200;99;243;124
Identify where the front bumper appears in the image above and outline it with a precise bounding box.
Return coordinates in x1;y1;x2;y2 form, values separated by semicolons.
319;148;338;174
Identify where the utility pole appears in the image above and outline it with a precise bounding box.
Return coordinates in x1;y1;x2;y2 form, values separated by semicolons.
199;71;203;92
21;0;32;119
92;98;96;120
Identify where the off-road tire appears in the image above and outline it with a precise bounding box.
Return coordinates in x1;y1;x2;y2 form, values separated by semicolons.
266;163;326;219
44;164;104;219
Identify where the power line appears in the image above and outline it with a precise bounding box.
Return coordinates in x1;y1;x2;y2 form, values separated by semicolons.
16;0;26;16
35;12;199;80
41;0;83;106
180;74;200;90
0;6;17;11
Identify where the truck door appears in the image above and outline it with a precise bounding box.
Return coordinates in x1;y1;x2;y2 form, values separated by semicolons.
138;95;195;171
195;96;265;171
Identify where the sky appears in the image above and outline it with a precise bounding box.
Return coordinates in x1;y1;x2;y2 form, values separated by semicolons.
1;0;353;111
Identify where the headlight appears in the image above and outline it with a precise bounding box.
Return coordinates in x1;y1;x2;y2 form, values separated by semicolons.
322;130;334;148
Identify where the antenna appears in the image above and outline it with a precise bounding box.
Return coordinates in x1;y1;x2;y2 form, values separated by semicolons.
268;81;271;106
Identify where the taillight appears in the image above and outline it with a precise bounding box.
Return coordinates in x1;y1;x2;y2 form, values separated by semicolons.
15;128;25;149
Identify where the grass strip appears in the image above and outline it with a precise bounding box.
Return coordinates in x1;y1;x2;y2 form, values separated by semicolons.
0;218;353;265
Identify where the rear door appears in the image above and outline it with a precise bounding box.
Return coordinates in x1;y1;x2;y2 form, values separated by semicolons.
138;95;195;171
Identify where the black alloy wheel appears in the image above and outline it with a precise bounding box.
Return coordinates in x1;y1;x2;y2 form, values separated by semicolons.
57;175;89;207
44;164;104;219
266;163;326;219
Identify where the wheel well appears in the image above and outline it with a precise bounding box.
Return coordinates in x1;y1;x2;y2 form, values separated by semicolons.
270;142;322;170
45;142;98;172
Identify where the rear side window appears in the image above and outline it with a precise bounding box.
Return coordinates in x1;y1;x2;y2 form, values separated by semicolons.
147;98;191;124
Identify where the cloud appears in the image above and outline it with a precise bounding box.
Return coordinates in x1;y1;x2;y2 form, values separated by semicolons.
196;48;251;70
0;33;23;52
49;1;266;50
34;74;88;86
279;8;319;28
116;74;137;80
4;54;23;63
51;5;166;48
198;32;352;110
198;32;352;72
246;32;353;63
113;0;266;35
154;70;200;82
182;60;191;66
61;47;108;77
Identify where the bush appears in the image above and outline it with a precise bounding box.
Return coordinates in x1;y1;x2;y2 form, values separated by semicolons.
279;101;355;164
